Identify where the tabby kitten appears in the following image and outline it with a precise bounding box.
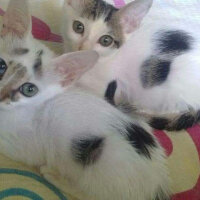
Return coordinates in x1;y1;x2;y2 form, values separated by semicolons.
61;0;153;101
61;0;152;57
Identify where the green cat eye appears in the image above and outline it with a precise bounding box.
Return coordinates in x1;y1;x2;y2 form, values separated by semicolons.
73;21;84;34
0;58;7;76
19;82;38;97
99;35;114;47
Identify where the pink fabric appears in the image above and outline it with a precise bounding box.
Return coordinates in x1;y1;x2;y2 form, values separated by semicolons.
32;16;62;43
113;0;125;8
154;130;173;156
154;126;200;200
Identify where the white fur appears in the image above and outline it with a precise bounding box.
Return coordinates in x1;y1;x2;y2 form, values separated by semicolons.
0;0;170;199
0;89;170;200
62;0;200;117
61;0;153;98
111;0;200;115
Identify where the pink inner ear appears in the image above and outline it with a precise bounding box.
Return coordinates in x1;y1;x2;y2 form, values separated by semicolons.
1;11;29;38
121;16;138;34
55;63;80;87
113;0;125;8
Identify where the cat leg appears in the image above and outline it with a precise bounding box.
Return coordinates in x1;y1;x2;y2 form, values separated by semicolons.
40;166;89;200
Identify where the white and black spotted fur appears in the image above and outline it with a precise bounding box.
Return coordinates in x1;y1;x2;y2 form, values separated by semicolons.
63;0;200;131
108;0;200;131
0;1;170;200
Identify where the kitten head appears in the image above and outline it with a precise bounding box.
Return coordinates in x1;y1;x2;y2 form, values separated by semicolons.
62;0;153;57
0;0;99;108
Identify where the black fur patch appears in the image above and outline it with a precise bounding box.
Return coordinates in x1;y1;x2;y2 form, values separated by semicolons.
0;58;7;80
173;113;195;131
196;110;200;121
104;80;117;105
125;124;157;159
149;117;169;130
141;57;171;88
150;113;197;131
33;58;42;73
12;48;29;55
156;30;193;54
85;0;118;21
33;50;43;76
71;136;105;166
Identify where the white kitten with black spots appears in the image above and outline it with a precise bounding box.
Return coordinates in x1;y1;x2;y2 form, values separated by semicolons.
62;0;200;131
0;0;170;200
110;0;200;131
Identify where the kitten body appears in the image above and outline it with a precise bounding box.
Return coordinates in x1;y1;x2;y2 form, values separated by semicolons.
0;90;170;200
0;1;170;200
62;0;200;130
111;0;200;130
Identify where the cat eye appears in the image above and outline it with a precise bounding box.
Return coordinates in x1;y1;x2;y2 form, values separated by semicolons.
99;35;114;47
0;58;7;76
73;21;84;34
19;82;38;97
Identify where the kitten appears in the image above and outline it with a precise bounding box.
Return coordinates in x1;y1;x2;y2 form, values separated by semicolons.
63;0;200;131
61;0;151;57
0;0;170;200
61;0;153;100
108;0;200;131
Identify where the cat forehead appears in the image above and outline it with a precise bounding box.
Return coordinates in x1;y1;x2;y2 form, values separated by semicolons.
0;38;47;83
77;2;123;45
0;34;54;65
0;35;35;56
88;18;111;35
81;0;118;22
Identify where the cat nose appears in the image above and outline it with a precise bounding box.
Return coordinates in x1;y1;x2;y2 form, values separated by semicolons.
78;43;91;50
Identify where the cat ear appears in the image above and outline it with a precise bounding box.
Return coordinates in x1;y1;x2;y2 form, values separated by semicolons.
64;0;84;11
51;50;99;87
117;0;153;34
0;0;31;38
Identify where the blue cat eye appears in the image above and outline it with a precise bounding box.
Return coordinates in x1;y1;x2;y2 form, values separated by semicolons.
19;82;39;98
0;58;7;76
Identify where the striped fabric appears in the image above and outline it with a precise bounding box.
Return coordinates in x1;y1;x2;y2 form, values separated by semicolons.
0;0;199;200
